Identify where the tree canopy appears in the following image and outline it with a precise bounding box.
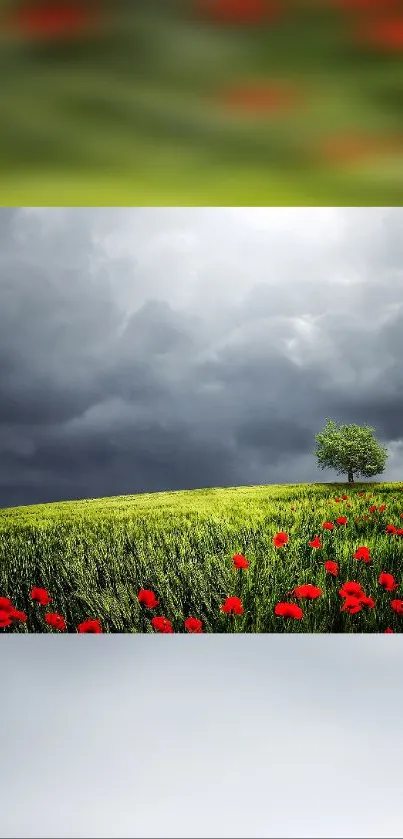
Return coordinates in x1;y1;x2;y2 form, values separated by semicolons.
315;419;388;483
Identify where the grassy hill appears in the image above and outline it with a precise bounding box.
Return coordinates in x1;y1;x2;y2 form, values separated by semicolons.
1;481;402;633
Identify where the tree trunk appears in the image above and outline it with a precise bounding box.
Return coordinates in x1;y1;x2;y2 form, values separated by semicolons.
348;469;354;483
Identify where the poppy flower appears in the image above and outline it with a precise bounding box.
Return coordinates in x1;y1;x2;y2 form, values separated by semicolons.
0;597;13;612
369;505;377;513
391;599;403;615
386;524;397;534
397;528;403;536
341;494;348;500
138;589;160;609
9;609;27;623
339;581;365;599
7;1;99;41
336;516;348;525
274;602;303;619
30;586;51;606
334;497;341;502
219;82;302;115
233;554;249;569
221;596;244;615
309;536;322;549
45;613;66;631
151;616;174;633
353;546;371;563
294;584;322;600
0;609;13;629
273;531;289;548
340;596;363;614
358;17;403;52
184;617;203;633
384;627;394;633
378;504;386;512
322;521;334;530
77;618;103;633
324;560;339;577
378;572;398;592
194;0;280;26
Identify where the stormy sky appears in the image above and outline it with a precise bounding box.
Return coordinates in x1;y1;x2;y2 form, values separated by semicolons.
1;206;402;508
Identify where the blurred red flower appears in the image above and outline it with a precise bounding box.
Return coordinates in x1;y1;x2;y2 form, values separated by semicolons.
378;572;398;592
273;531;289;547
138;589;160;609
6;1;99;41
353;546;371;562
391;599;403;615
324;560;339;576
294;584;322;599
195;0;280;25
274;602;303;619
77;618;103;633
184;617;203;633
322;521;334;530
45;613;67;631
30;586;51;606
336;516;348;525
309;536;322;548
151;616;174;633
233;554;249;569
221;596;244;614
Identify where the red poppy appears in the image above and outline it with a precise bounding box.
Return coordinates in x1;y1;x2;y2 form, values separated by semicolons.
336;516;348;525
341;494;348;500
194;0;280;25
386;524;397;534
45;613;67;631
340;596;363;614
353;546;371;562
335;0;395;9
324;560;339;577
233;554;249;569
384;627;394;633
151;616;174;633
309;536;322;549
379;572;398;592
339;581;365;599
274;602;303;619
322;521;334;530
77;618;103;633
0;609;13;629
358;17;403;52
30;586;51;606
219;82;302;115
221;596;244;615
369;505;377;512
334;497;341;502
138;589;160;609
359;491;364;496
7;1;99;41
0;597;13;612
378;504;386;512
294;584;322;600
9;609;27;622
273;531;289;547
397;528;403;536
391;599;403;615
184;617;203;633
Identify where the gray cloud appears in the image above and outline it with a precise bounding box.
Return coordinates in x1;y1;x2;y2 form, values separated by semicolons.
0;207;403;506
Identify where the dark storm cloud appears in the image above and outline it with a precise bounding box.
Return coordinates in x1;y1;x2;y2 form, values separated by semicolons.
0;207;402;507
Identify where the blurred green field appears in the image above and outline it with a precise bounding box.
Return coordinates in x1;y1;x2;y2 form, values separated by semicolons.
1;0;403;204
1;481;402;633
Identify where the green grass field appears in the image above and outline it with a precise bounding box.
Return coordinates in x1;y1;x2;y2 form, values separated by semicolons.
1;481;402;633
1;0;403;204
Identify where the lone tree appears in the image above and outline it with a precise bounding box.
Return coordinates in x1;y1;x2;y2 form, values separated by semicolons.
315;419;388;484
